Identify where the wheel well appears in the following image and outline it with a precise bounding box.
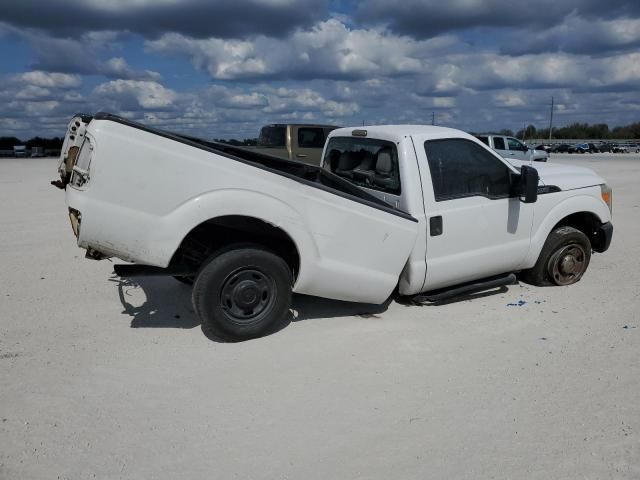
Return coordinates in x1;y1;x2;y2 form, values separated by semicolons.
552;212;602;249
169;215;300;280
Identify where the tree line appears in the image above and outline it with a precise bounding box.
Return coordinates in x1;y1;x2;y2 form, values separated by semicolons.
1;135;257;149
512;121;640;141
212;138;257;146
0;136;64;149
3;121;639;148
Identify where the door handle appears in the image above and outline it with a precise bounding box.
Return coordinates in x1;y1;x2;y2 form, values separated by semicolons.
430;216;443;236
296;154;307;158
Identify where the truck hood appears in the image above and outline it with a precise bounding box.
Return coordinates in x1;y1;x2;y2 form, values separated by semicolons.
509;159;605;190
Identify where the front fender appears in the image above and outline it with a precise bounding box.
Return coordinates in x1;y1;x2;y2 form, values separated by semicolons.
524;191;611;268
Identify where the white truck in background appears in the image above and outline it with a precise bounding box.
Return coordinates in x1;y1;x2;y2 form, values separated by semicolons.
53;113;613;342
476;134;549;162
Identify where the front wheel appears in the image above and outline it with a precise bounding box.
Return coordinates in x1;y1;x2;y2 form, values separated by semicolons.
192;246;292;342
521;226;591;286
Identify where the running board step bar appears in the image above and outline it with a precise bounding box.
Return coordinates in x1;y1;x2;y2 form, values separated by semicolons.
412;273;517;303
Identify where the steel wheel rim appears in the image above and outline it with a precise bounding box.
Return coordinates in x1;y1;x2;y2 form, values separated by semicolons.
547;243;587;286
219;267;276;325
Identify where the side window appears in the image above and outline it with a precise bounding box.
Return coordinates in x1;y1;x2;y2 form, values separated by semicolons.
297;128;325;148
324;137;401;195
507;137;526;151
493;137;506;150
257;125;286;147
476;136;489;146
424;138;514;201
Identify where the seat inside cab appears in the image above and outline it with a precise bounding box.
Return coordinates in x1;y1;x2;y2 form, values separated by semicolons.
328;144;400;194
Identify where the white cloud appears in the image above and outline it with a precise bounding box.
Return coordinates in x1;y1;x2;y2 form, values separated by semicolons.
8;100;60;115
102;57;162;82
6;28;162;81
503;15;640;55
146;20;458;80
94;80;177;109
493;91;527;107
18;71;81;88
2;6;640;141
433;97;456;108
144;18;640;97
15;85;52;100
200;84;359;118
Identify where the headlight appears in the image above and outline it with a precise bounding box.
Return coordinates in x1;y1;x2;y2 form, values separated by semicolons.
600;184;612;214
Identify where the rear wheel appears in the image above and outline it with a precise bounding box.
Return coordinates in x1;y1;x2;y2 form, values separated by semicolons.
192;246;292;342
521;226;591;286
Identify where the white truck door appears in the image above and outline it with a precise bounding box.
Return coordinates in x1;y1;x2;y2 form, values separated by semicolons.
506;137;530;161
416;137;535;291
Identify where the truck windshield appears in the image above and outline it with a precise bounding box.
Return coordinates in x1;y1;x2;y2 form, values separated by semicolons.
257;126;286;147
323;137;401;195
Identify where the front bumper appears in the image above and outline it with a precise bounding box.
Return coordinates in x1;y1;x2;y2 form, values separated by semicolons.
593;222;613;253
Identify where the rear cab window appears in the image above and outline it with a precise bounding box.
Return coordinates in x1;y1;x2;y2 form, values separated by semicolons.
323;137;401;195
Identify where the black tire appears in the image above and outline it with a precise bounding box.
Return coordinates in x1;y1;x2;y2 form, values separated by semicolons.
521;226;591;286
192;246;292;342
173;275;194;285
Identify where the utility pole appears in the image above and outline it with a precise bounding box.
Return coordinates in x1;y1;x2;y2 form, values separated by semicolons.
548;96;554;140
432;112;435;125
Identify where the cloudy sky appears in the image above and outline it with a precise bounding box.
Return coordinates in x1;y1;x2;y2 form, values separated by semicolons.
1;0;639;139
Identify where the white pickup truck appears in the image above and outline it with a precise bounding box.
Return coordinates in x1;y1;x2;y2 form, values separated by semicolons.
475;134;549;162
54;113;613;341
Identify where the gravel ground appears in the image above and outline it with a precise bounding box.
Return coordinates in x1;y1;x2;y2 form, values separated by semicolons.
1;154;639;479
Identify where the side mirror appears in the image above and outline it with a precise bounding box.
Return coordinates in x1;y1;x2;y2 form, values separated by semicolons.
520;165;539;203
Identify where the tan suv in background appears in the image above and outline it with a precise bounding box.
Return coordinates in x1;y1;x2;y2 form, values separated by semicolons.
254;123;339;165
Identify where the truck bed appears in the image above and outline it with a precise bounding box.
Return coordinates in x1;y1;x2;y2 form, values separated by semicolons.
93;113;415;222
64;113;420;304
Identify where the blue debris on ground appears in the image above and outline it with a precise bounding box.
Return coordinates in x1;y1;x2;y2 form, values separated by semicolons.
507;299;527;307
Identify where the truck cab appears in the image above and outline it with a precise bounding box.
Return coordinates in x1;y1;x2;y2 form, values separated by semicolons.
322;126;611;292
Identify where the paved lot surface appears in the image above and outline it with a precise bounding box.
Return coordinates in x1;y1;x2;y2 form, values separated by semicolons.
1;154;639;479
